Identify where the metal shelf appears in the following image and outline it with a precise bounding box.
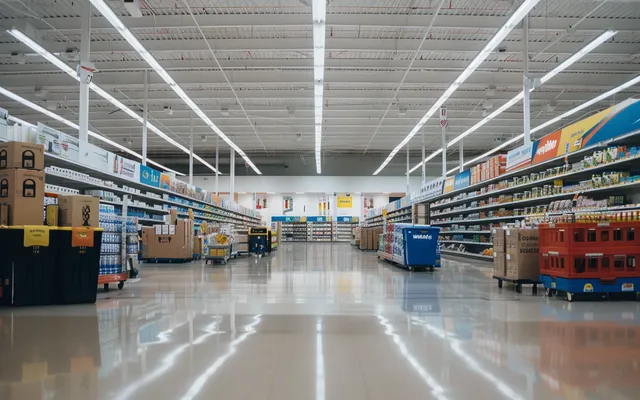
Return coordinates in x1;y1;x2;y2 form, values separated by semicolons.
440;249;493;260
439;240;492;246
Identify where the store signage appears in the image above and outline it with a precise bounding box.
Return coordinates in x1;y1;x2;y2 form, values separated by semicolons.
140;165;161;187
36;123;61;155
531;129;562;165
0;107;7;140
337;216;353;222
283;196;293;214
108;153;140;182
440;107;448;127
412;178;444;203
453;170;471;191
79;141;110;172
59;133;79;161
337;195;352;208
506;143;532;171
159;173;172;190
442;177;455;193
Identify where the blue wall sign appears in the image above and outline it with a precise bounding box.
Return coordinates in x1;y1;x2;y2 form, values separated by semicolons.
140;165;161;187
453;170;471;191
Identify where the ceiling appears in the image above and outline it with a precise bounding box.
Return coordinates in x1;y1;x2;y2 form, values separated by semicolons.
1;0;639;176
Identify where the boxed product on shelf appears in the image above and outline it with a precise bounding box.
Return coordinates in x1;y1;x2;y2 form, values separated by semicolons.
0;141;45;170
505;228;540;281
58;195;100;227
0;168;45;225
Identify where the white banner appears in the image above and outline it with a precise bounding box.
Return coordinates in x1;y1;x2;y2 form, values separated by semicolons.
59;133;80;161
36;122;62;155
79;141;110;172
411;177;445;203
506;143;533;171
108;152;141;182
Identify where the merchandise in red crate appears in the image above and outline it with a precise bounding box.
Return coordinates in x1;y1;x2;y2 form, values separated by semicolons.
539;222;640;280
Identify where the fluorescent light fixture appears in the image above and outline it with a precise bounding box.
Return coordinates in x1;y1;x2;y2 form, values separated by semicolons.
410;29;615;174
7;28;214;175
0;85;182;174
407;148;443;174
312;0;326;174
87;0;261;174
463;73;640;167
373;0;541;175
296;192;305;194
267;191;276;195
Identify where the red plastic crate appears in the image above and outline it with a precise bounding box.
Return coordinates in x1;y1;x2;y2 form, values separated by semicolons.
539;222;640;255
540;251;640;279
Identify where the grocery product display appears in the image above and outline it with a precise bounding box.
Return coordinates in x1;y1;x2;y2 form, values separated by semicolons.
424;138;640;261
334;217;358;242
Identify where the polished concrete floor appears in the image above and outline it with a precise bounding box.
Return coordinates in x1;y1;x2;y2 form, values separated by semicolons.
1;243;640;400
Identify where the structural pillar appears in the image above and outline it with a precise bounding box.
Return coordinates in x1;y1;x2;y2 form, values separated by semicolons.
522;16;532;146
459;140;464;173
421;127;426;185
441;125;447;177
229;147;236;202
142;70;148;165
189;111;194;186
215;135;219;195
78;0;91;143
406;146;410;195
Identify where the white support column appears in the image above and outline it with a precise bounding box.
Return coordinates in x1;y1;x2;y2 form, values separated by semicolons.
406;146;410;195
142;70;148;165
215;135;219;196
522;16;532;147
421;127;426;185
78;0;91;143
229;147;236;202
459;140;464;173
441;125;447;177
189;111;194;186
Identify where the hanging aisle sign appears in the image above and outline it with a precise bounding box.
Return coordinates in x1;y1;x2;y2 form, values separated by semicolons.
337;195;352;208
506;143;533;171
453;170;471;191
140;164;161;187
440;107;448;127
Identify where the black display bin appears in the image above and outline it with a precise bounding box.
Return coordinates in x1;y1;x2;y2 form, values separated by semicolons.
0;226;57;306
53;227;103;304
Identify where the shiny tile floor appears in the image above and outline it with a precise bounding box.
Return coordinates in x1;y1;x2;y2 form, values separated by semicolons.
2;243;640;400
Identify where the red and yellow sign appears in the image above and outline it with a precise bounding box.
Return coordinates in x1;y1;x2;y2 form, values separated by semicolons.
531;129;562;165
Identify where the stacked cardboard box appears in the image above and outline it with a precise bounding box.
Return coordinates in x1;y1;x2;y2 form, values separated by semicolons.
0;141;46;226
492;227;506;278
193;236;205;257
505;228;540;281
142;219;194;259
58;195;100;227
359;226;383;250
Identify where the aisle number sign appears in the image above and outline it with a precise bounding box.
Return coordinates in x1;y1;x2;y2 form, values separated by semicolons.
337;196;352;208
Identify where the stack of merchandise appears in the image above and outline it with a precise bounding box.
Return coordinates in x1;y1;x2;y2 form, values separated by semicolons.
497;227;539;281
353;226;361;246
0;141;46;225
470;154;507;185
492;228;506;279
392;223;412;260
141;219;195;259
359;226;383;250
381;223;394;254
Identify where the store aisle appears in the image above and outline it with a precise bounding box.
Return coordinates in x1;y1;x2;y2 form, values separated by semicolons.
1;243;639;400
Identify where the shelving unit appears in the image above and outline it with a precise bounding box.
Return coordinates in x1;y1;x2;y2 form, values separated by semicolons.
308;221;333;242
43;151;262;230
281;222;308;242
334;221;356;242
424;130;640;262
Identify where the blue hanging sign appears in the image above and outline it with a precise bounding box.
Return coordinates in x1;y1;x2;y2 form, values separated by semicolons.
453;170;471;191
140;165;161;187
337;216;353;222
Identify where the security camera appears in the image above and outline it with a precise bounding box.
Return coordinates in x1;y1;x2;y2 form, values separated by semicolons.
200;135;207;143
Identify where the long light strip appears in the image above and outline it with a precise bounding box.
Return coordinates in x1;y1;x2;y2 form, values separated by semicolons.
0;85;181;174
462;73;640;168
8;28;218;175
312;0;326;174
408;29;616;174
373;0;541;175
88;0;261;175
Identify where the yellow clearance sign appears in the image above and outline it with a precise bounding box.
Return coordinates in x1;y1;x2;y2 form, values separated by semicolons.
337;196;353;208
443;177;455;193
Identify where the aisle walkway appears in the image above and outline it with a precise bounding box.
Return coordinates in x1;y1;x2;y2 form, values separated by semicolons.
2;243;639;399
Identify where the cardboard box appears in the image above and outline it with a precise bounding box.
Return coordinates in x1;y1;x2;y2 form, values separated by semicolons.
58;195;100;227
0;141;44;170
505;228;540;281
142;219;194;259
0;169;45;226
492;228;506;253
193;236;204;256
493;252;506;278
169;208;178;224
